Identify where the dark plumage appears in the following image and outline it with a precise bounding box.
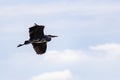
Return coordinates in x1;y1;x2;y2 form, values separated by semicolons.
17;23;58;55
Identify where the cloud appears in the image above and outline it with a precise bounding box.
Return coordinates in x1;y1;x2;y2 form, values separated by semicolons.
0;2;120;17
29;43;120;80
31;70;72;80
89;43;120;62
90;43;120;55
43;50;88;63
43;43;120;63
10;43;120;66
2;43;120;80
0;1;119;37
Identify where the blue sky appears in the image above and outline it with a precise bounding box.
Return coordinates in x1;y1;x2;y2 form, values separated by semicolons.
0;0;120;80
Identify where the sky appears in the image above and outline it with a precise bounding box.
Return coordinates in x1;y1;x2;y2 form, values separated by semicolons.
0;0;120;80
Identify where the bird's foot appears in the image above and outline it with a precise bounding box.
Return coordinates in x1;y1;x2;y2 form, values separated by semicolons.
17;44;23;47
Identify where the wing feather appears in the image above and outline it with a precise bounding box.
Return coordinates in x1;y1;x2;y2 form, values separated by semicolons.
32;43;47;54
29;25;45;40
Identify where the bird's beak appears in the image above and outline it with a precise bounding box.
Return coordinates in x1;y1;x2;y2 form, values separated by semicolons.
50;35;58;38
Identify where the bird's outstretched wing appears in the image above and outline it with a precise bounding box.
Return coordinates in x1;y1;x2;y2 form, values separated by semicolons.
32;42;47;54
29;24;45;40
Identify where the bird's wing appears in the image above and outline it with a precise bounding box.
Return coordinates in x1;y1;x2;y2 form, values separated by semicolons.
29;24;45;40
32;42;47;54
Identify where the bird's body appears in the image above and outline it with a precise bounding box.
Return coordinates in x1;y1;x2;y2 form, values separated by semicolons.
17;23;57;55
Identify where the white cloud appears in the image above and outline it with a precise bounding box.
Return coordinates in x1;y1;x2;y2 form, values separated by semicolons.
31;70;72;80
90;43;120;50
90;43;120;55
0;2;120;17
89;43;120;62
43;50;88;63
2;43;120;80
43;43;120;63
29;43;120;80
7;43;120;66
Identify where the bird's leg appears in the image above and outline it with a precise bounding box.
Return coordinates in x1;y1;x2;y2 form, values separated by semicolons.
17;44;24;47
17;40;30;47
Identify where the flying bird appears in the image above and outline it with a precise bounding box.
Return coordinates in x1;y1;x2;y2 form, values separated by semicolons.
17;23;58;55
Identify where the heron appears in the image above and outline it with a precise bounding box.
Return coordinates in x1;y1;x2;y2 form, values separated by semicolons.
17;23;58;55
